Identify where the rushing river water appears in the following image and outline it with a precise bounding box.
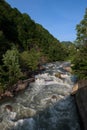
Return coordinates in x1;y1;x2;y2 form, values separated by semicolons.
0;62;81;130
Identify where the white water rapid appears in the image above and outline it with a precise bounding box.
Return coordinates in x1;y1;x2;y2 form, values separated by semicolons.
0;62;81;130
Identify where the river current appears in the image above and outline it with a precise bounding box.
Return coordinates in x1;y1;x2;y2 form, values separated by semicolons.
0;62;81;130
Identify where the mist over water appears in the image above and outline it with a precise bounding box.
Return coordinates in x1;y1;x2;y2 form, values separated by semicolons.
0;62;81;130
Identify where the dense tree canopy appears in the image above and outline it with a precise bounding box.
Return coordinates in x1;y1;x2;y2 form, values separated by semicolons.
76;8;87;45
72;8;87;79
61;41;77;61
0;0;67;61
20;49;42;71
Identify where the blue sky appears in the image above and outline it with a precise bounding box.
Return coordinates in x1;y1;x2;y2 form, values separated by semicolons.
6;0;87;42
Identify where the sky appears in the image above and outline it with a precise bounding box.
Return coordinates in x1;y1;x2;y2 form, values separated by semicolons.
6;0;87;42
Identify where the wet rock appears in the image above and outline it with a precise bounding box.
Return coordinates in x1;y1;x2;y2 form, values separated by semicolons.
0;120;14;130
63;66;72;72
55;73;69;81
51;95;57;103
3;104;36;121
1;91;13;98
55;73;61;78
5;105;13;112
75;80;87;130
23;78;35;83
4;105;17;121
39;66;45;71
15;78;35;92
14;105;36;120
15;82;29;92
71;83;78;95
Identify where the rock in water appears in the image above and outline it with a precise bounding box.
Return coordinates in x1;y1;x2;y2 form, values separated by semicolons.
14;105;36;120
75;80;87;130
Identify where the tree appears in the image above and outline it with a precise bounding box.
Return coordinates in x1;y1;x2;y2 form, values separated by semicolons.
0;31;9;62
62;42;77;61
72;8;87;79
76;8;87;45
2;47;22;84
20;49;41;71
72;45;87;79
48;43;67;61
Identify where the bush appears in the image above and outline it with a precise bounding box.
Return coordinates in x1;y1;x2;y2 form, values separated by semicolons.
20;49;41;71
72;45;87;79
2;47;22;85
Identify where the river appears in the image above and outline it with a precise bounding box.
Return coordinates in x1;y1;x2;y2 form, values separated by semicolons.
0;62;81;130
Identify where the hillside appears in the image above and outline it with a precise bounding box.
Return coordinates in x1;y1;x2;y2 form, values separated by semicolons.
0;0;68;93
0;0;67;62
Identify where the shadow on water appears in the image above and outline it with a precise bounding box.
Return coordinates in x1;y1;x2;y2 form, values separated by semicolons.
8;95;82;130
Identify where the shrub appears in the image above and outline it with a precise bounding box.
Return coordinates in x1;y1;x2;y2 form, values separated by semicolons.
2;47;22;85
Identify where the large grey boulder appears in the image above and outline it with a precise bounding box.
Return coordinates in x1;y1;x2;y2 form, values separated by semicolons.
74;80;87;130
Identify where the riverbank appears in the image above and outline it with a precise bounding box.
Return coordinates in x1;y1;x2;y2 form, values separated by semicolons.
0;65;45;101
0;62;72;102
0;78;35;101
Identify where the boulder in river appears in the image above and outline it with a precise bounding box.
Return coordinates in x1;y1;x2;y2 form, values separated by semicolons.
74;80;87;130
63;66;72;72
55;73;61;78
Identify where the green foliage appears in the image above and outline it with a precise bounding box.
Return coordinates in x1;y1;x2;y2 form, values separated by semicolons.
48;43;67;61
20;49;41;71
0;65;8;84
76;8;87;45
0;83;4;94
0;30;10;62
0;0;67;62
2;47;22;84
72;8;87;79
61;41;77;61
72;45;87;79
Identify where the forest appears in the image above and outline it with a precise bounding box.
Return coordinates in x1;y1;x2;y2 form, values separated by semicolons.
0;0;87;94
